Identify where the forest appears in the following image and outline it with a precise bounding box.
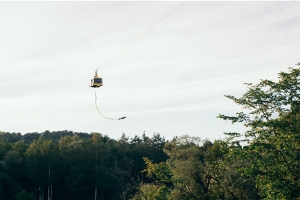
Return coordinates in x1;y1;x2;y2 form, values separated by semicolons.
1;66;300;200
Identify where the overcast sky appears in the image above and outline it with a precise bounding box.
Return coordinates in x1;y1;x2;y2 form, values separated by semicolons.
0;1;299;141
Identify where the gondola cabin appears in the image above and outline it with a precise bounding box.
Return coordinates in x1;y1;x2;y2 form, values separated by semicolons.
90;69;103;87
91;76;103;87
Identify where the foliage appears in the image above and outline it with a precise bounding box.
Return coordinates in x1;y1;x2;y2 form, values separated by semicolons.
0;130;167;200
132;136;253;200
218;66;300;199
131;157;171;200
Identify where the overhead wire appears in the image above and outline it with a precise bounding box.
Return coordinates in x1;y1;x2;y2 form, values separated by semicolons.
98;0;188;69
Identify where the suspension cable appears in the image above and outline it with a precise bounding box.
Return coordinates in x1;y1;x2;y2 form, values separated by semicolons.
99;1;188;69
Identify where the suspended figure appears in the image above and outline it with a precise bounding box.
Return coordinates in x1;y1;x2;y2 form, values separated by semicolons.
91;69;126;120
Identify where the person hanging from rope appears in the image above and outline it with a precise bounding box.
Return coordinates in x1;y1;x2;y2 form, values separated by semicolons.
91;69;126;120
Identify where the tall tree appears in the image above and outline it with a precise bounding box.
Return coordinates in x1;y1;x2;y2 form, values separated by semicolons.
58;134;89;200
218;65;300;199
25;136;61;200
86;133;120;200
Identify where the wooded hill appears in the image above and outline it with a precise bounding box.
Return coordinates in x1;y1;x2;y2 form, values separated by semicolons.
0;131;168;200
1;66;300;200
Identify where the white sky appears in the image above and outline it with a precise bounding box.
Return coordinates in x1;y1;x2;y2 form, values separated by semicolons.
0;1;299;141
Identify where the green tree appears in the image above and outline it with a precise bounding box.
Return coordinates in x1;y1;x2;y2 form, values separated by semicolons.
115;133;167;199
0;132;22;143
12;141;28;157
0;151;23;199
25;136;61;200
218;65;300;199
0;139;11;160
86;133;120;200
133;136;225;200
58;134;89;200
131;157;171;200
216;141;259;200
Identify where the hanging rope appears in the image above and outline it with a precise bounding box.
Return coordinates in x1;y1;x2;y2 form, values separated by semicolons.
94;89;126;120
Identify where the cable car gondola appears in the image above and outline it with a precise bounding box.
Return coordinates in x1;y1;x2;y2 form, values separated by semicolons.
90;69;103;88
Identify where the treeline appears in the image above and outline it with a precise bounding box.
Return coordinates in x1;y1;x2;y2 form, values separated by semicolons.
1;66;300;200
0;131;260;200
0;130;167;200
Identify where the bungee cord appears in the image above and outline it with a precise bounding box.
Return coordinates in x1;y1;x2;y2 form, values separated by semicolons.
94;89;126;120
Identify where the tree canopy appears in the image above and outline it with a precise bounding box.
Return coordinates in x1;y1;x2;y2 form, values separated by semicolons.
218;65;300;199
